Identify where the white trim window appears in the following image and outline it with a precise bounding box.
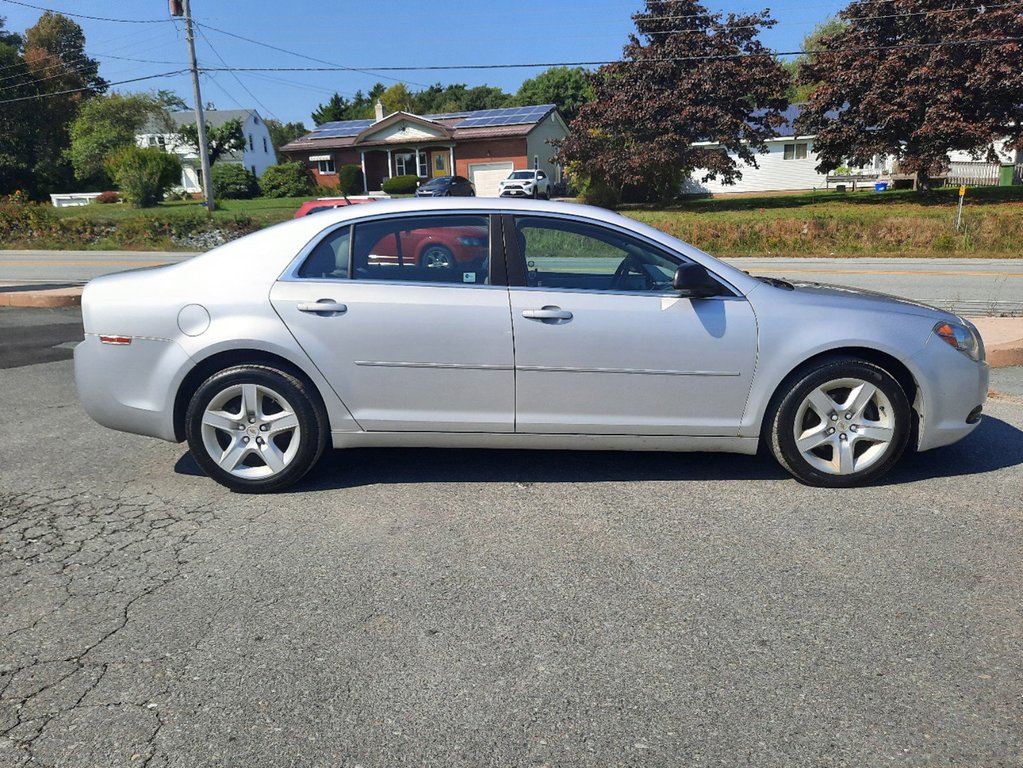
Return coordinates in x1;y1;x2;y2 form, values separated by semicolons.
394;151;415;176
783;143;808;160
309;155;336;174
418;153;428;177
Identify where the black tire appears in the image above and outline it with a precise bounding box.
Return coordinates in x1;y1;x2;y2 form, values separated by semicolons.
419;244;455;268
185;365;327;493
768;359;911;487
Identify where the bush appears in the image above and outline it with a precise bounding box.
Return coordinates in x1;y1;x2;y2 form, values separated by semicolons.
337;164;364;195
105;147;182;208
259;162;312;198
381;174;420;195
579;177;620;210
94;191;120;204
211;164;259;200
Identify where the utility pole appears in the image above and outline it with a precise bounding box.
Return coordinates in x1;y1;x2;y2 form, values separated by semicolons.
172;0;216;213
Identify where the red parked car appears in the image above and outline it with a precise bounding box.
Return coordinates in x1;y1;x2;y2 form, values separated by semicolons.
364;225;488;269
293;197;376;218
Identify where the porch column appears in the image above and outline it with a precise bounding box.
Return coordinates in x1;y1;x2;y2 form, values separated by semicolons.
359;151;368;194
448;145;455;176
386;149;393;178
414;147;421;178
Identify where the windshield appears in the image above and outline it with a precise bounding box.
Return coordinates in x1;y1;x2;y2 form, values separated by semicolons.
423;177;452;187
508;171;535;179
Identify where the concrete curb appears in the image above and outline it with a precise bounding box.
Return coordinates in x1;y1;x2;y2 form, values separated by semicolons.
0;285;82;308
0;286;1020;367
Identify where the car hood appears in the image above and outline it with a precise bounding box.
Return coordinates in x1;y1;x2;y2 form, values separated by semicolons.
781;279;960;322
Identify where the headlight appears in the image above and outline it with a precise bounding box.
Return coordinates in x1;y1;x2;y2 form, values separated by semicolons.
933;321;983;361
456;236;487;247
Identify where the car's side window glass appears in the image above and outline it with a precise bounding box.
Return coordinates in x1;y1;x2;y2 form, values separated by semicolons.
352;215;490;285
513;216;679;293
297;226;350;280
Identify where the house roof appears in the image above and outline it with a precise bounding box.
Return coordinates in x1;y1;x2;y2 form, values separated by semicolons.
282;104;558;152
168;109;259;129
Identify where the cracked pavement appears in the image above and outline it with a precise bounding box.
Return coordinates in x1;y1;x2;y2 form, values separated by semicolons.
1;342;1022;765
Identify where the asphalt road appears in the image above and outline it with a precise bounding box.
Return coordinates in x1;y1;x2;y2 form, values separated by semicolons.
1;250;1022;314
1;307;1022;767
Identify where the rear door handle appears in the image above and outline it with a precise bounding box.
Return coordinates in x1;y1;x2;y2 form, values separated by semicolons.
522;307;573;321
298;300;347;315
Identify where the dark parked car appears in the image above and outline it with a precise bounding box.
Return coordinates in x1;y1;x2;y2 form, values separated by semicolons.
415;176;475;197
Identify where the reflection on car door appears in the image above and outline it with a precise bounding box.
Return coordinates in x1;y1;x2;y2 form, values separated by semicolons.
506;215;758;436
270;214;515;432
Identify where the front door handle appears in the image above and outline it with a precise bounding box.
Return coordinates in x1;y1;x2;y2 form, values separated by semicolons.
298;300;347;315
522;307;573;321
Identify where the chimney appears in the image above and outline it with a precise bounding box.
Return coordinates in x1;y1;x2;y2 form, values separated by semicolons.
374;100;385;122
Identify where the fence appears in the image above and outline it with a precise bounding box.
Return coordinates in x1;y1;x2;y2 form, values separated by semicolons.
944;161;1000;187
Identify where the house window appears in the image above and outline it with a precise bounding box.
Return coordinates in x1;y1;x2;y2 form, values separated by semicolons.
533;155;539;169
418;153;428;177
784;143;808;160
248;134;254;151
394;152;415;176
251;166;256;176
314;158;336;175
263;136;268;153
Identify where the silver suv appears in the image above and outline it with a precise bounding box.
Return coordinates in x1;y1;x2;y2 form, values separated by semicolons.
498;169;550;199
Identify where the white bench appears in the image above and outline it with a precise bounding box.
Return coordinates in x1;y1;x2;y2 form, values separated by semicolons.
50;192;104;208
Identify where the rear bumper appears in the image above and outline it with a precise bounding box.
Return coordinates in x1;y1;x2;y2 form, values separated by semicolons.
74;334;191;442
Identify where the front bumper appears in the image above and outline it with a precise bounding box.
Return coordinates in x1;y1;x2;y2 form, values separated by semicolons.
499;186;532;197
912;341;989;451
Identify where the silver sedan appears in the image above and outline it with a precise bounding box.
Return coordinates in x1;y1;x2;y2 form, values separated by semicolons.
75;198;988;492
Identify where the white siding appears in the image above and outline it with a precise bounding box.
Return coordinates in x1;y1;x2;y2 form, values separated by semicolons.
948;141;1019;164
526;112;569;181
685;141;830;194
241;113;275;177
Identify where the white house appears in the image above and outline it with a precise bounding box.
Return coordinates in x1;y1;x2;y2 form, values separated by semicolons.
137;109;275;194
684;105;890;194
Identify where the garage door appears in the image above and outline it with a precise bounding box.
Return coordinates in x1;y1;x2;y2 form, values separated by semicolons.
468;162;514;197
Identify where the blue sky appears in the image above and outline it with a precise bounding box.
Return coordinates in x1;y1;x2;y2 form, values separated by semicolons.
1;0;848;125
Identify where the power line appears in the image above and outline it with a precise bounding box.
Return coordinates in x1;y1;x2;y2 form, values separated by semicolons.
192;35;1023;73
194;23;277;119
0;69;189;104
192;19;431;89
0;0;175;24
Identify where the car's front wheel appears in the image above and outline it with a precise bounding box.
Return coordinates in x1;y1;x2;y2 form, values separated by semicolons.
768;359;911;487
185;365;327;493
420;244;455;268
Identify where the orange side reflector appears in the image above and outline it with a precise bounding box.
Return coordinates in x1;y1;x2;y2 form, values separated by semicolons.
99;335;132;345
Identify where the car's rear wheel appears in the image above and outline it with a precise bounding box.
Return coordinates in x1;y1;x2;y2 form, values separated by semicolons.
769;359;910;487
420;244;455;268
185;365;326;493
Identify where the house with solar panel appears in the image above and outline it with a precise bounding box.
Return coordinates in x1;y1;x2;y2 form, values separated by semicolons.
280;102;570;197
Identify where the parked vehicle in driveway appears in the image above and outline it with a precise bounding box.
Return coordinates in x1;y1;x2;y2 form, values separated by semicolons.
415;176;475;197
75;198;988;493
499;169;549;198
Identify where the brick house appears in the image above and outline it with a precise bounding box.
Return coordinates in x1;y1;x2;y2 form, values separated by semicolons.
280;103;569;196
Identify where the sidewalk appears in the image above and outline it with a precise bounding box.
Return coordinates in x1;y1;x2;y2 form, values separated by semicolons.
2;283;1021;367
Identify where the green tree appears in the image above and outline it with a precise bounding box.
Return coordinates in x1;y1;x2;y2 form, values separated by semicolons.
176;118;245;166
311;92;353;125
105;146;181;207
796;0;1023;188
0;19;33;193
68;93;169;186
557;0;789;203
152;89;188;111
380;83;415;115
512;67;593;122
265;119;308;161
462;85;510;111
781;18;847;102
23;12;106;193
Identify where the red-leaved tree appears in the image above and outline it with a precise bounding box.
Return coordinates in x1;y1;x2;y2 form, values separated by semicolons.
795;0;1023;189
555;0;789;203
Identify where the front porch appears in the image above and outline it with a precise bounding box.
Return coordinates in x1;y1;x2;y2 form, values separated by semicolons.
358;144;456;193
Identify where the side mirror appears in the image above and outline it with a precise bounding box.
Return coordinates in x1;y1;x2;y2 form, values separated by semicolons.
673;263;721;298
